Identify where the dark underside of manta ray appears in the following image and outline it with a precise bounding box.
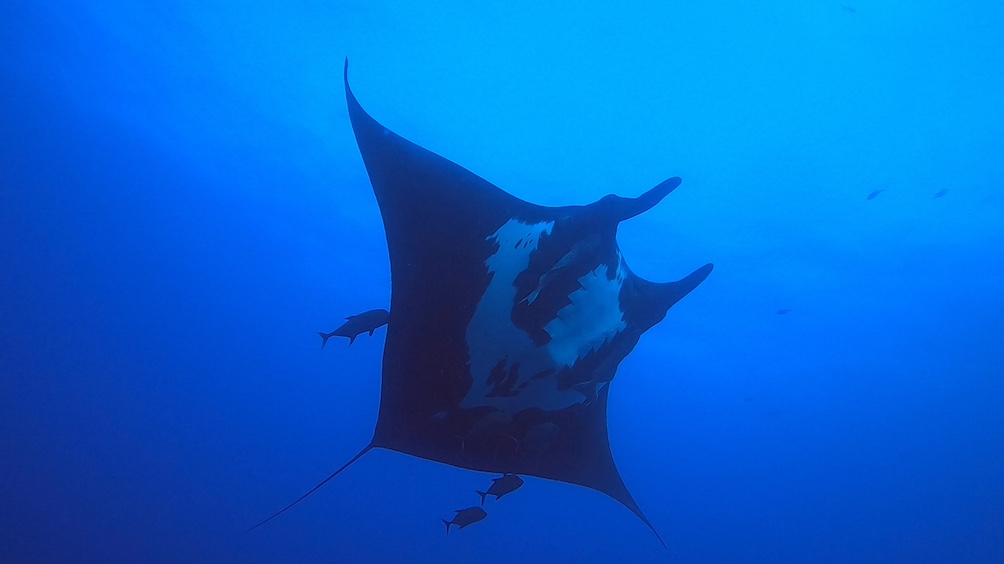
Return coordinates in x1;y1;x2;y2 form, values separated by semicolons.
255;61;714;544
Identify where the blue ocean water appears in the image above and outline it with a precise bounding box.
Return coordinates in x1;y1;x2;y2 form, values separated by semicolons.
2;1;1002;562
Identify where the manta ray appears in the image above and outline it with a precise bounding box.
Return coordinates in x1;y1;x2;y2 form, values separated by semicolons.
253;61;713;544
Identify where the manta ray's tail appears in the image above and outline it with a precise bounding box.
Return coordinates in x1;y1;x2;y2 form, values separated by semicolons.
247;443;374;531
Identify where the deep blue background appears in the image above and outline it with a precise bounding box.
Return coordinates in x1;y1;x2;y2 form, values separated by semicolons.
2;2;1002;562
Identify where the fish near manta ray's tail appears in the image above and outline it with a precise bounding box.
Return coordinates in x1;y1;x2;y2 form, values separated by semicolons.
247;443;374;531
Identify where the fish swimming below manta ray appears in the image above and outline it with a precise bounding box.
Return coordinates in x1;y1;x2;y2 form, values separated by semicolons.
476;473;525;505
250;60;714;546
442;507;488;534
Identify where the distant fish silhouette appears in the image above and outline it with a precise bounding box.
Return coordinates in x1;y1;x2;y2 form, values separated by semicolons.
460;410;512;451
442;507;487;534
319;308;389;347
521;235;601;304
934;189;948;199
776;309;792;315
867;189;884;200
841;4;856;12
476;473;524;505
521;421;560;454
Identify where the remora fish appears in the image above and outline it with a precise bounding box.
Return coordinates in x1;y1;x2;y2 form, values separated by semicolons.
521;235;601;305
